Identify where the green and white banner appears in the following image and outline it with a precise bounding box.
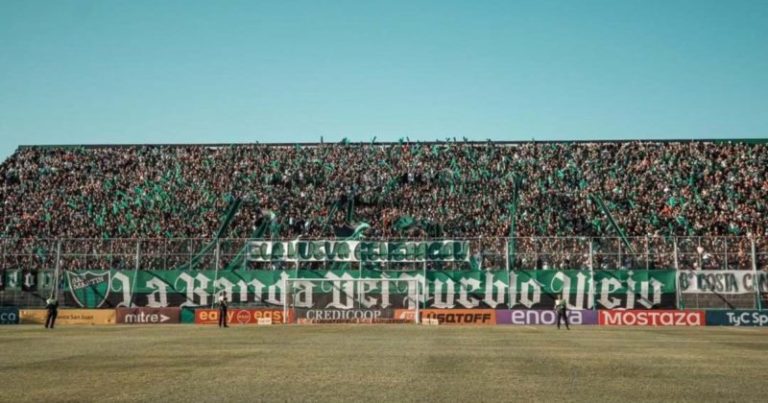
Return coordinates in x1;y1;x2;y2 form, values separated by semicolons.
246;240;470;262
61;269;678;310
678;270;768;294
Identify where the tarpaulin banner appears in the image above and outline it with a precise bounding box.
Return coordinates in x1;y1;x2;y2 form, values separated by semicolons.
0;307;19;325
599;310;704;326
60;269;678;310
247;240;471;262
194;308;292;325
21;270;37;291
679;271;768;294
496;310;598;325
116;307;180;324
705;310;768;326
397;309;496;325
20;309;116;325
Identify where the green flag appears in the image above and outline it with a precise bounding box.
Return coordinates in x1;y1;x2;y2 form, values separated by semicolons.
346;222;370;240
393;216;415;232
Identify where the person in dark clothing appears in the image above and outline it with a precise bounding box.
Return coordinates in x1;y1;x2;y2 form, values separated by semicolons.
45;296;58;329
554;298;569;330
218;293;229;328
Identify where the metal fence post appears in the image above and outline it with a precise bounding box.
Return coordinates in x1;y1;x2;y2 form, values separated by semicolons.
358;248;363;282
422;250;428;313
415;277;421;324
188;239;193;270
697;237;703;271
129;240;141;307
283;277;288;324
505;237;510;272
212;239;222;308
589;239;596;310
54;240;62;301
505;237;512;309
215;239;221;271
135;240;140;271
645;236;650;271
673;237;679;271
109;238;114;271
673;237;683;310
0;239;4;306
751;237;762;311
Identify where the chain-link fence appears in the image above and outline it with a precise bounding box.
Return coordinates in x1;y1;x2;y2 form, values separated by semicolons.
2;236;766;309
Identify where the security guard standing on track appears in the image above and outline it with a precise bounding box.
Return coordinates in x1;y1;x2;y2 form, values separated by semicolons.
45;295;59;329
554;298;569;330
218;292;229;328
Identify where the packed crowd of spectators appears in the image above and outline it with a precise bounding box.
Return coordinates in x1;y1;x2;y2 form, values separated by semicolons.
1;140;767;270
3;140;767;239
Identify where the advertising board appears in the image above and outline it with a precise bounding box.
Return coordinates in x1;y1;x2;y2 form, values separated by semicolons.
599;310;704;326
116;307;180;324
20;309;116;325
194;308;291;325
496;310;598;325
0;307;19;325
705;310;768;326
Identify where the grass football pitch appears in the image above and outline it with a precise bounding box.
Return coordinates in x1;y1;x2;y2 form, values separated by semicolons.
1;324;767;402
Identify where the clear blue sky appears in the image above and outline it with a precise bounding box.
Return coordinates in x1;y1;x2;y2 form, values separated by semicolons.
1;0;767;161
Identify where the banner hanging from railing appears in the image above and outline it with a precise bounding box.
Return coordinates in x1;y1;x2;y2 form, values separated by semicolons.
246;240;470;262
678;270;768;294
60;269;678;310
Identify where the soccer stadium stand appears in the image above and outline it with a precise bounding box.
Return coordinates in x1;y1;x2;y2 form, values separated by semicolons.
0;140;767;273
1;140;767;311
2;140;767;239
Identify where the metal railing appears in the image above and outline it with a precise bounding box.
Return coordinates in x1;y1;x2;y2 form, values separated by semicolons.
1;236;766;272
1;236;766;310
